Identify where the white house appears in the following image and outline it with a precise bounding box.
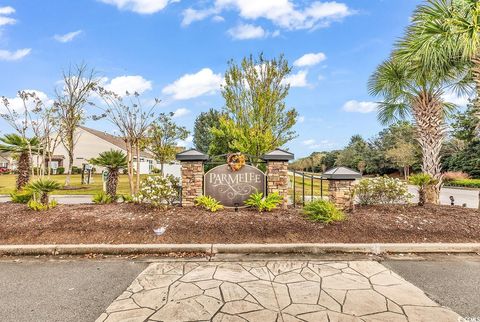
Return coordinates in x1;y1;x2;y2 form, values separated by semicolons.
0;152;13;169
53;126;158;174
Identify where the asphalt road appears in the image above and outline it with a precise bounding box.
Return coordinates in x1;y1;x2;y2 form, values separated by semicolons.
0;256;479;321
409;186;480;209
0;259;147;322
384;256;480;318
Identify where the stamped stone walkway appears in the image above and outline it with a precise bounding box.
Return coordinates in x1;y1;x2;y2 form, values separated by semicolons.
96;261;461;322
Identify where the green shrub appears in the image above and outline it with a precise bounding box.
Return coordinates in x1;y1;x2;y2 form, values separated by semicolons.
303;200;345;223
10;190;33;203
245;192;283;212
92;191;115;204
445;179;480;188
71;166;82;174
353;176;413;205
27;199;58;211
26;178;61;206
132;175;180;207
409;173;438;206
56;167;65;175
120;194;134;203
195;195;224;212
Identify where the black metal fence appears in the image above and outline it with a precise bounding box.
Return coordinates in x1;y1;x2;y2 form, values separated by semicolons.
290;170;327;207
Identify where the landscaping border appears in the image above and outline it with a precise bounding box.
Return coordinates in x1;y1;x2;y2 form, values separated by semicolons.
1;243;479;256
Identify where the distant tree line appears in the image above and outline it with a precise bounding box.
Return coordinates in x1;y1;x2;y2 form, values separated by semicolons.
289;105;479;180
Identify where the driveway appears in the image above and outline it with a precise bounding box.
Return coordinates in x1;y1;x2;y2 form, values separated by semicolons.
0;194;93;204
0;260;147;322
2;257;475;322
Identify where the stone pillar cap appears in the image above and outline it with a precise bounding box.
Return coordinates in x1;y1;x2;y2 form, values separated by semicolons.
321;166;362;180
261;148;294;161
176;149;209;161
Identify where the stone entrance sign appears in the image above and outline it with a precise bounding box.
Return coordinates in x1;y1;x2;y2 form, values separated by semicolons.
204;164;265;207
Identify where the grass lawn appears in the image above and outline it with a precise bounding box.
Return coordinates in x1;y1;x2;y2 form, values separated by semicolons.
0;174;148;195
289;174;328;197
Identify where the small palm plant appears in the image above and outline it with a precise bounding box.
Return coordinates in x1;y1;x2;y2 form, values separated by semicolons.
89;150;127;199
26;178;61;206
0;134;41;190
409;173;438;206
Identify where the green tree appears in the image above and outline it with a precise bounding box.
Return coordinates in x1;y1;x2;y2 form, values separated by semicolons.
89;150;127;198
386;142;418;179
193;109;227;154
399;0;479;128
369;57;456;204
212;54;298;161
442;103;480;177
148;113;189;175
335;135;372;172
321;150;340;171
0;134;41;190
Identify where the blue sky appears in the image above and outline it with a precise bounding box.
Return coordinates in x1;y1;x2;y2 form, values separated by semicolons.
0;0;430;157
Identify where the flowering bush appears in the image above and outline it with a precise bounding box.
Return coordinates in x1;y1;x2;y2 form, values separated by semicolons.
133;175;180;207
353;176;413;205
443;171;470;182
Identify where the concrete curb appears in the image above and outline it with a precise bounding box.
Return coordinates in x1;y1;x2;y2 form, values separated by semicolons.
0;243;479;256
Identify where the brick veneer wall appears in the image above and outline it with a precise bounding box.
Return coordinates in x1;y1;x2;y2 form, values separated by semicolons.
180;161;204;207
328;179;355;211
266;161;289;209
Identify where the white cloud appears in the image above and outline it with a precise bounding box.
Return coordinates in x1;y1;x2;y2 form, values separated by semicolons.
294;52;326;67
227;23;266;40
298;116;305;123
283;70;309;88
342;100;377;113
212;15;225;22
182;8;217;26
177;135;193;147
0;6;16;26
442;91;470;107
4;90;53;112
173;107;190;118
162;68;223;100
302;139;315;146
104;75;152;96
302;138;334;149
183;0;353;30
0;6;15;15
98;0;175;14
54;30;83;43
0;48;31;61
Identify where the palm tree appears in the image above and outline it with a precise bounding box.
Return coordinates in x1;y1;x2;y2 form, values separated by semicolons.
398;0;479;123
27;178;61;205
0;134;41;190
368;58;455;204
89;150;127;198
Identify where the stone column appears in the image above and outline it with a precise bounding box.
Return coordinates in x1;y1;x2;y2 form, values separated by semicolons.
328;179;355;211
176;149;208;207
266;161;289;209
262;149;294;209
180;161;204;207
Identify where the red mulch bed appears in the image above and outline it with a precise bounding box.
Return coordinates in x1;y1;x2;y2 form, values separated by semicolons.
0;203;479;244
